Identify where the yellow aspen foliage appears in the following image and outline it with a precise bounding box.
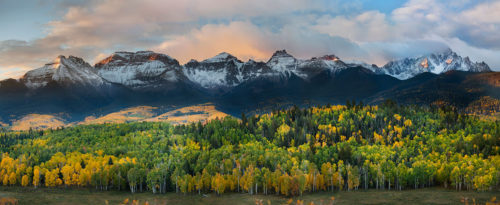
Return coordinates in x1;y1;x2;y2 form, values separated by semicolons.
392;141;404;148
374;132;384;144
2;174;9;185
8;172;16;185
403;119;412;127
394;114;402;121
71;173;79;185
366;111;375;119
211;173;226;194
61;165;75;186
277;123;291;137
340;135;346;142
347;136;356;144
33;167;40;188
45;168;62;187
338;113;345;122
21;174;29;186
318;124;337;135
394;126;403;135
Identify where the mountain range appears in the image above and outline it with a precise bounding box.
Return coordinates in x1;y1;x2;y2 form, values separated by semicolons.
0;48;498;127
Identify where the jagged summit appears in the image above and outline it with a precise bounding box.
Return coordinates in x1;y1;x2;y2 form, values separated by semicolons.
269;50;293;60
379;48;491;80
266;50;297;74
317;55;340;61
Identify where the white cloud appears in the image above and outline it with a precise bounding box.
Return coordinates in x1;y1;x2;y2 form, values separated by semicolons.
460;1;500;24
314;11;394;42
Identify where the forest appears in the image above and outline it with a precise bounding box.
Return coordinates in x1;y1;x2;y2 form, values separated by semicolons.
0;101;498;196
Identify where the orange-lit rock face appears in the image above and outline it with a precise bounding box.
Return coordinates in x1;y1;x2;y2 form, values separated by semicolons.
323;55;339;61
96;56;114;66
148;54;160;61
446;58;453;64
420;58;429;68
51;56;62;68
317;55;340;62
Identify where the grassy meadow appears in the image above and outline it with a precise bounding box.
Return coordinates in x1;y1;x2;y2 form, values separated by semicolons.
0;187;498;205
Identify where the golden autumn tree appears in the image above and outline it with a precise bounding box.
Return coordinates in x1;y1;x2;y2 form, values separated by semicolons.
8;172;16;185
61;164;75;187
33;166;41;188
2;174;8;186
21;175;29;187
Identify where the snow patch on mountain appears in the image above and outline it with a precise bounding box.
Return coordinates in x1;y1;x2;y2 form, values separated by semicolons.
183;68;230;88
202;52;235;63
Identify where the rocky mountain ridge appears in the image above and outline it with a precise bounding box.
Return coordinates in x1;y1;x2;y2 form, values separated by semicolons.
9;48;491;92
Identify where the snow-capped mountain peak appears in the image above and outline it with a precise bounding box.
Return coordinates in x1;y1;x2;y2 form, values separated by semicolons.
21;55;105;89
94;51;183;89
202;52;240;63
96;51;178;67
269;50;293;59
318;55;340;61
183;52;245;89
380;48;491;80
266;50;298;74
265;51;349;79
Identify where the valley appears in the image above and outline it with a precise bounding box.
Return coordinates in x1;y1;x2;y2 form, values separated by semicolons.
2;1;499;204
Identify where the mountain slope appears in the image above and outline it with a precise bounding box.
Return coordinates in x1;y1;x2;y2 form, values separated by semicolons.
218;66;400;115
366;71;500;109
10;114;66;131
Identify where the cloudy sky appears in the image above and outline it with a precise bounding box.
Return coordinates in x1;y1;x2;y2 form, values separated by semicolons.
0;0;499;79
